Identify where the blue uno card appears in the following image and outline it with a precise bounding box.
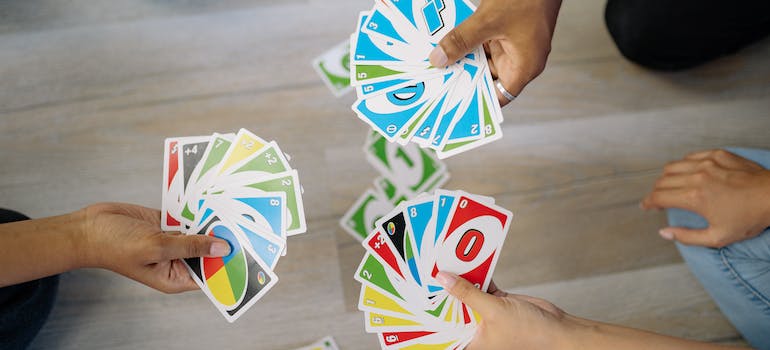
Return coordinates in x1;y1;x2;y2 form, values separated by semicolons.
229;195;285;239
358;78;411;98
353;13;423;65
353;73;449;141
233;222;283;269
405;197;435;260
444;84;482;144
362;7;410;45
424;191;457;294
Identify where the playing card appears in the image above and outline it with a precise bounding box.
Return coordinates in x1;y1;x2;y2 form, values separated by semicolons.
201;191;287;269
373;176;410;205
313;39;353;97
354;190;512;348
216;128;269;176
433;194;512;292
180;133;234;224
365;132;447;194
162;137;185;230
350;0;505;158
183;214;278;323
340;188;394;242
213;170;307;236
161;128;305;322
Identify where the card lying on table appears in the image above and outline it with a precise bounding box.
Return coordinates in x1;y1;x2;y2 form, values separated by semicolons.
340;131;450;242
161;128;307;322
354;189;513;349
349;0;505;159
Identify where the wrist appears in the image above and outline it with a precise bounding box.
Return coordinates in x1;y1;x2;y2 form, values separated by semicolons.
559;316;601;350
69;207;96;269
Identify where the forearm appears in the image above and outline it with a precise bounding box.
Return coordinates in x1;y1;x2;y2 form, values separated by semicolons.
0;210;87;287
567;316;744;350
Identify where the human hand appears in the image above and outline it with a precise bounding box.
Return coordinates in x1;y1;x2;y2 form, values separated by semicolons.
79;203;230;293
641;149;770;247
435;272;572;349
428;0;562;107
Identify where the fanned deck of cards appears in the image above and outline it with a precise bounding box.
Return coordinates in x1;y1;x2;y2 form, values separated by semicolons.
349;0;504;159
340;131;449;242
354;190;513;349
161;128;307;322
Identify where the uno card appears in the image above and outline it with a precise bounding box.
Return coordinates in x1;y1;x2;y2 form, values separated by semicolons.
313;39;353;97
180;133;234;223
365;132;447;194
162;137;184;230
183;214;278;323
215;128;269;176
340;189;394;242
213;170;306;236
375;207;423;288
219;141;291;179
433;194;512;292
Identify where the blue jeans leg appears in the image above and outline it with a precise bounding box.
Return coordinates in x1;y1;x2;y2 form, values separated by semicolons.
668;147;770;349
0;209;59;350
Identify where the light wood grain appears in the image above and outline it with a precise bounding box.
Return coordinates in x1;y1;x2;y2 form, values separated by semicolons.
0;0;767;348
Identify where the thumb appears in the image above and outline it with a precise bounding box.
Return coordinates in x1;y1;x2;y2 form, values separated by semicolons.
436;271;502;317
159;234;231;261
659;227;716;247
429;11;491;67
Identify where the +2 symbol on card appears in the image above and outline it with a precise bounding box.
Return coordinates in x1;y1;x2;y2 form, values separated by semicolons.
422;0;446;35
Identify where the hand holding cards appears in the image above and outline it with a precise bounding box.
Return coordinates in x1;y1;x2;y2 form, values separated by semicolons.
354;190;513;348
350;0;505;159
162;128;307;322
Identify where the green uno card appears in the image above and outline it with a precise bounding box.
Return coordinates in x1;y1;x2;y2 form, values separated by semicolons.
180;133;234;222
312;40;352;97
225;142;291;177
339;189;394;241
365;132;447;194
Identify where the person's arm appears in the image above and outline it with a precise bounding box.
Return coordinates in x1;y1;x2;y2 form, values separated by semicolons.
428;0;563;106
0;211;87;287
0;203;230;293
435;272;745;350
641;149;770;247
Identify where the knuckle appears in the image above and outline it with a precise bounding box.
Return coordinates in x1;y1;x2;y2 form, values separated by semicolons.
692;171;709;183
186;239;203;258
686;188;702;203
701;159;717;169
447;30;471;55
714;149;731;159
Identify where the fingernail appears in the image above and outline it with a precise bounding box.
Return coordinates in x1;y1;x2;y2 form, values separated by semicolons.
659;229;674;240
429;46;448;67
436;271;458;289
210;241;231;257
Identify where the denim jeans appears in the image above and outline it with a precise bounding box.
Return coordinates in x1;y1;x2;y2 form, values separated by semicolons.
0;210;59;350
668;147;770;349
